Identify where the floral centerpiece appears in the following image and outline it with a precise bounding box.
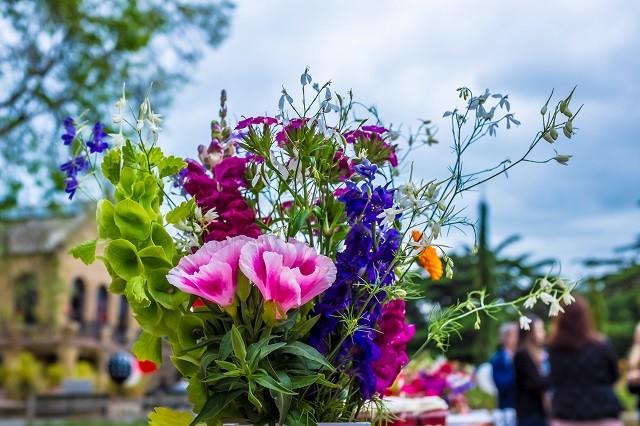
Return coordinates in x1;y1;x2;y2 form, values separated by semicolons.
394;356;475;414
63;69;578;426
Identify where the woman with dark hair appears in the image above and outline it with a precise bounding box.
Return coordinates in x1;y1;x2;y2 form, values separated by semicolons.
548;295;622;426
514;314;550;426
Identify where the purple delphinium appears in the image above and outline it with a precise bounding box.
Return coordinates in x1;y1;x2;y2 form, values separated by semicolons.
61;117;76;145
87;122;109;153
60;156;89;200
309;175;400;399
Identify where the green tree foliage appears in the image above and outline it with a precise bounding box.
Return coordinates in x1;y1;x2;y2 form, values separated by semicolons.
407;201;555;363
0;0;234;210
582;228;640;357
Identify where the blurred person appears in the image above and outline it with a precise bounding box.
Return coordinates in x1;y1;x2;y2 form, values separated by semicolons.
626;322;640;417
548;295;622;426
489;321;519;409
514;314;550;426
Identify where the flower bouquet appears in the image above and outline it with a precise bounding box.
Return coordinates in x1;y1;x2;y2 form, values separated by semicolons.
397;356;475;414
64;69;578;425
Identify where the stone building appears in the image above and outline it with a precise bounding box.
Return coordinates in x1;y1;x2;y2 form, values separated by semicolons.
0;204;139;381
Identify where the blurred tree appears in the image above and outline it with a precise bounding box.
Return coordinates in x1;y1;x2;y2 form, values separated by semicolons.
582;216;640;357
0;0;234;210
407;201;555;363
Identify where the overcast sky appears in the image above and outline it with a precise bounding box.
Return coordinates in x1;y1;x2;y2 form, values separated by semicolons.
162;0;640;282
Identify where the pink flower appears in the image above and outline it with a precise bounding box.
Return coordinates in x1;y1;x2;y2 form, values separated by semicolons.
167;236;251;307
235;116;278;130
239;235;336;318
372;299;415;394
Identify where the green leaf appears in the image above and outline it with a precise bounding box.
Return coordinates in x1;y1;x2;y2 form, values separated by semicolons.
177;315;206;358
277;341;333;371
288;314;321;341
253;371;296;395
289;374;321;389
159;156;186;178
119;167;137;198
218;330;233;361
148;407;197;426
69;239;97;265
132;330;162;366
187;375;208;414
96;199;120;239
274;371;293;426
171;354;200;377
166;200;194;225
101;148;121;184
151;222;177;261
288;209;310;238
108;277;127;294
138;245;173;269
190;389;243;426
230;325;247;362
147;268;188;310
104;239;143;280
133;301;164;336
126;275;150;308
215;360;238;371
122;140;138;167
147;146;164;166
258;342;287;360
114;199;151;241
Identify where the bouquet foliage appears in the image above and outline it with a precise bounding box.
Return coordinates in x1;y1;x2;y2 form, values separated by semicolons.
64;70;578;425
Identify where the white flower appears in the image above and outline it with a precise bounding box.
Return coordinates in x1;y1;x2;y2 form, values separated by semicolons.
561;292;575;306
112;112;124;124
377;206;406;227
109;132;125;148
136;119;144;132
410;232;433;251
539;292;555;305
524;296;537;310
519;316;532;330
539;277;552;290
397;183;421;209
549;300;565;317
175;220;190;232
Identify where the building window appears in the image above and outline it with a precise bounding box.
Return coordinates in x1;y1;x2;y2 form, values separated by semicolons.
70;278;85;324
115;295;130;344
14;273;38;325
96;286;109;328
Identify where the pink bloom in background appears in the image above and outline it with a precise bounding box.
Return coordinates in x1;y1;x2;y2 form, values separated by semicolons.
275;118;309;146
372;299;415;394
167;236;252;307
239;235;337;318
333;150;354;180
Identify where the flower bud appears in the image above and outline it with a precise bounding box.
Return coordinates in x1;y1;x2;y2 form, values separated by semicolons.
559;100;567;115
437;201;446;212
563;107;573;118
542;132;554;143
563;121;573;138
540;105;548;115
554;154;572;165
550;127;559;140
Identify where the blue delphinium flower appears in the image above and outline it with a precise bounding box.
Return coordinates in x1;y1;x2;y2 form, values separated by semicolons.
87;122;109;153
61;117;76;145
353;157;377;180
60;156;89;200
310;177;400;399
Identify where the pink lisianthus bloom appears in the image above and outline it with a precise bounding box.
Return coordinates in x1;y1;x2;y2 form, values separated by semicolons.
372;299;415;394
239;235;337;319
167;236;251;307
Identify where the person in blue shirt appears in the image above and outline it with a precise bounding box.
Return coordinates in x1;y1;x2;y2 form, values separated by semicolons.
490;321;519;409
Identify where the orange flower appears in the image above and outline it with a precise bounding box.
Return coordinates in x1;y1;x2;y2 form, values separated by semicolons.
411;229;443;280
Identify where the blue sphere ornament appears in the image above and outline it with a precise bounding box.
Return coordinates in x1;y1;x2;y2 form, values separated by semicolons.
107;351;133;385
